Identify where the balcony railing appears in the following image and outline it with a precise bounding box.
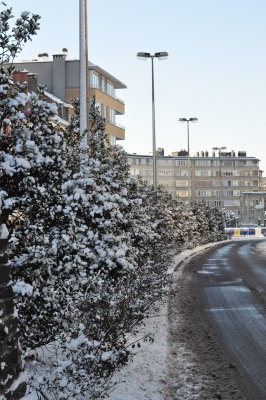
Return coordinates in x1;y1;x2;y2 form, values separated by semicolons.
89;84;125;104
106;119;125;130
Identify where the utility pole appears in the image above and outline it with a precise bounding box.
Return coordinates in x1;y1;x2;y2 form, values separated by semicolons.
137;51;168;190
213;146;226;210
179;117;198;207
79;0;89;147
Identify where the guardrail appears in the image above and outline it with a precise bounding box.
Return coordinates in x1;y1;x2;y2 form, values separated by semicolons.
225;227;266;237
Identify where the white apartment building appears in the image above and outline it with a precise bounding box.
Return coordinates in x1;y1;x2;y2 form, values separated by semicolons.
127;150;262;219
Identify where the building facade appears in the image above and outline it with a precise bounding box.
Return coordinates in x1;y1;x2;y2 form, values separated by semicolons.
12;50;126;144
241;192;266;225
127;150;262;219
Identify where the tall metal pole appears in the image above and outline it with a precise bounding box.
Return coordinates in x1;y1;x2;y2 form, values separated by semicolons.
187;120;190;207
219;149;222;210
151;56;157;189
79;0;89;147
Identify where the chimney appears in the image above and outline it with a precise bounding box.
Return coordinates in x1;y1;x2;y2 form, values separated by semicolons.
12;70;28;93
53;53;66;60
28;73;38;93
62;48;68;58
38;52;49;61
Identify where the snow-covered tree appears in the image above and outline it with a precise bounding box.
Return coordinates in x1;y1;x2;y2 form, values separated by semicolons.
223;209;237;227
0;7;227;397
191;201;224;243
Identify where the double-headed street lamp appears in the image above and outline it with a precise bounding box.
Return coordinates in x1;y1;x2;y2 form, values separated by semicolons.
137;52;168;189
178;117;198;207
212;146;227;210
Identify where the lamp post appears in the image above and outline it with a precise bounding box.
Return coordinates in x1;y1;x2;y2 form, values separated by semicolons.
212;146;227;210
178;117;198;207
137;52;168;189
80;0;89;147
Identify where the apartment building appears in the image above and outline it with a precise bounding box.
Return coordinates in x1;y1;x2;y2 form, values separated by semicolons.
241;191;266;225
12;49;126;145
127;150;262;218
262;177;266;191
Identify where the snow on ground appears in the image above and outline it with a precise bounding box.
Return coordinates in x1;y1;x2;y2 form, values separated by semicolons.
107;304;168;400
107;241;228;400
20;240;231;400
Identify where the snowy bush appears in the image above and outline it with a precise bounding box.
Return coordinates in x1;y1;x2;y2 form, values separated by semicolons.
0;5;226;398
191;201;224;243
222;209;237;227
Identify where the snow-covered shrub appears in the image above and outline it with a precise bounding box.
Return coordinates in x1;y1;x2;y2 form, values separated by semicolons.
0;7;227;396
223;209;237;227
191;201;224;243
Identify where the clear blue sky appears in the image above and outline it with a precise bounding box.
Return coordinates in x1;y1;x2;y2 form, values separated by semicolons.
7;0;266;173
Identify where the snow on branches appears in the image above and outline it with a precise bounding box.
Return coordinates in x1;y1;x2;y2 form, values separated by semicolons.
0;5;226;398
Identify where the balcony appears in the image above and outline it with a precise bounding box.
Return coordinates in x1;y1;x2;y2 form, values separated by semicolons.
89;87;125;114
105;120;125;140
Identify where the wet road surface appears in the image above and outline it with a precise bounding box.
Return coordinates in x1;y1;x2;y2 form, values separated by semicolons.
192;239;266;399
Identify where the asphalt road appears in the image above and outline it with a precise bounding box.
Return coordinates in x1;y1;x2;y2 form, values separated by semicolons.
192;239;266;400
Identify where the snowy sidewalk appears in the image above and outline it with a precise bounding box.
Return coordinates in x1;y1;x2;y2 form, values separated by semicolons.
107;303;168;400
107;241;227;400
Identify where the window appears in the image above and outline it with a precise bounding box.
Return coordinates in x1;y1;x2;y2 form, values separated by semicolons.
225;190;233;196
195;170;211;177
90;71;99;88
146;158;151;165
176;170;188;177
194;180;211;188
159;170;173;176
109;108;116;123
103;104;107;119
210;160;220;166
223;160;235;166
107;81;114;97
196;190;212;197
101;77;105;92
195;160;211;166
176;180;188;187
159;159;172;166
237;160;246;166
176;159;187;166
95;101;102;116
110;135;116;146
176;190;188;198
224;200;234;206
212;180;220;187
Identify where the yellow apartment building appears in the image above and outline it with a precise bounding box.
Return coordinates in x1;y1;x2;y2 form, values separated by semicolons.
12;49;126;145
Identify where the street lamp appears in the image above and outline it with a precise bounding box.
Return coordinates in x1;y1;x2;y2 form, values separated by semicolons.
178;117;198;207
212;146;227;210
137;51;169;189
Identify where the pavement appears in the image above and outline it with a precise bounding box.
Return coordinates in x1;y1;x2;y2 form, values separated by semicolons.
191;239;266;400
